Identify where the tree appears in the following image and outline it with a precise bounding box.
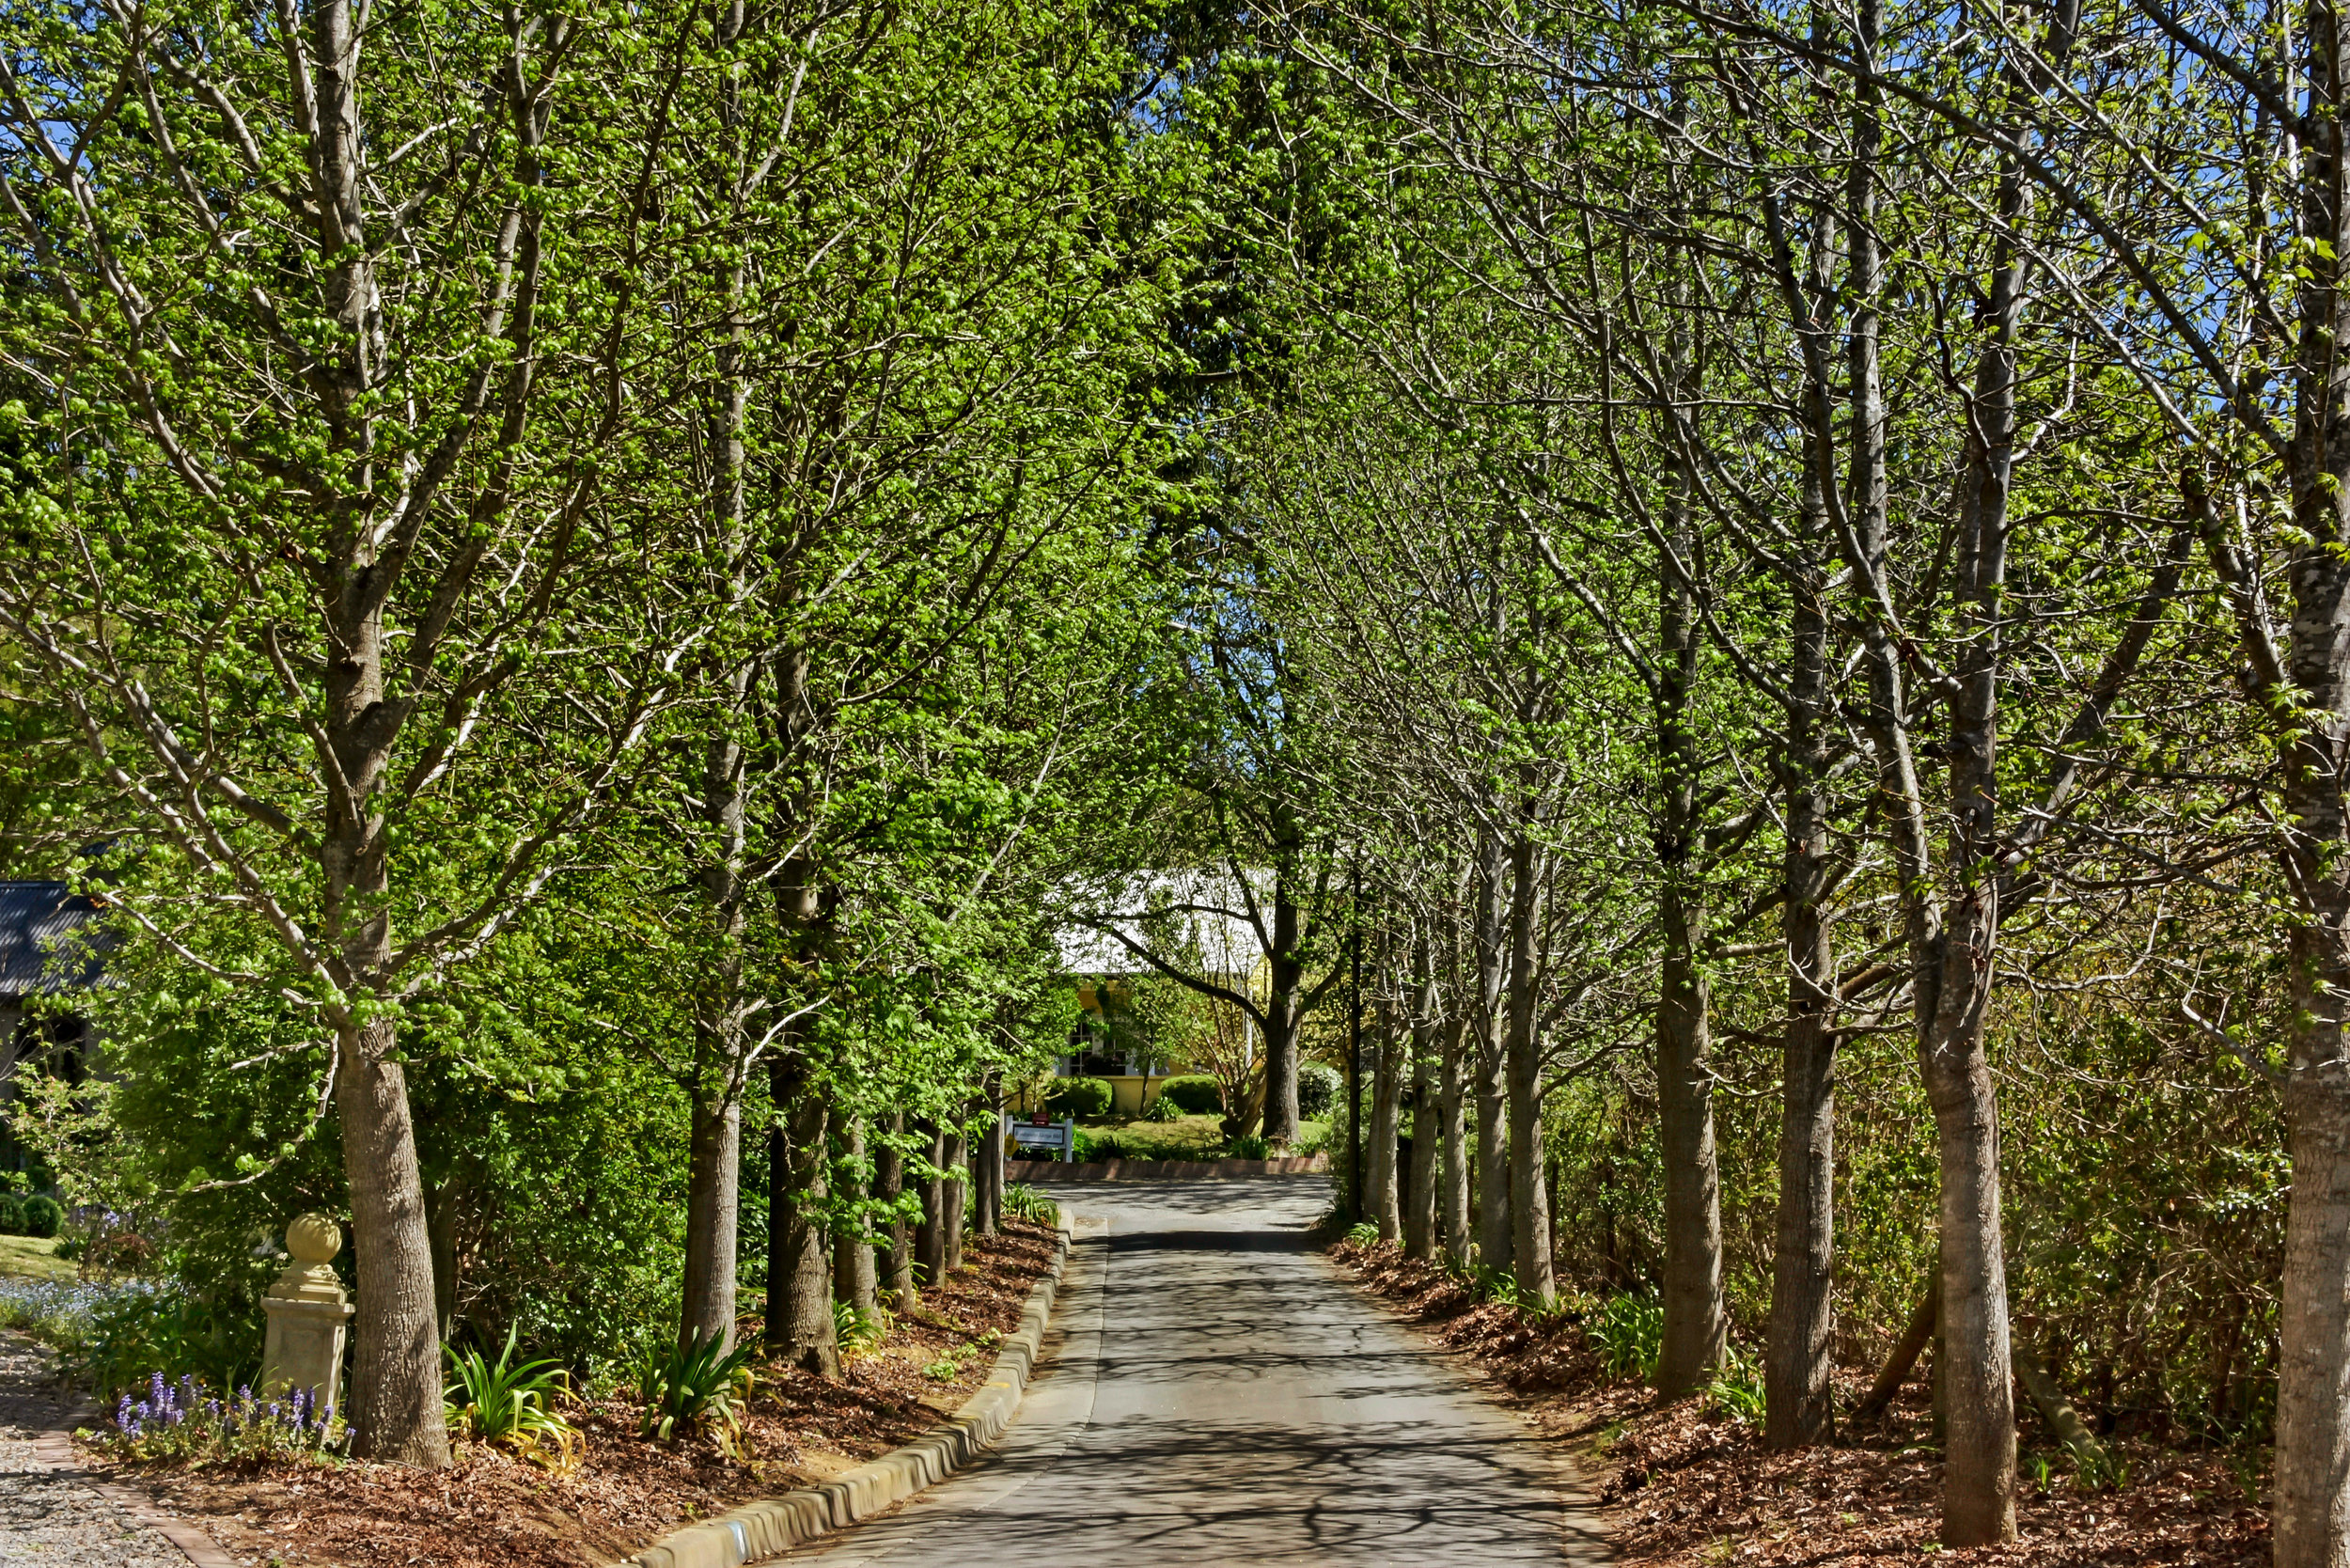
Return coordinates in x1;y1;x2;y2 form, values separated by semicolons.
0;0;682;1465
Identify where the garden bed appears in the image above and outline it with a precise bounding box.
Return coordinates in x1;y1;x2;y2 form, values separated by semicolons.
1329;1238;2270;1566
83;1217;1061;1568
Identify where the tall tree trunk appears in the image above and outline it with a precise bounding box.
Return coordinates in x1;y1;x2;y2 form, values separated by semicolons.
424;1174;463;1344
766;1065;838;1376
1262;853;1308;1145
1439;1012;1472;1266
336;1018;448;1465
877;1110;916;1308
1404;939;1441;1262
915;1121;945;1288
1765;431;1840;1449
1653;450;1724;1397
680;1095;742;1348
1368;977;1403;1244
832;1115;877;1320
942;1127;969;1276
1504;830;1553;1303
975;1072;1002;1238
2264;3;2350;1561
1472;833;1512;1275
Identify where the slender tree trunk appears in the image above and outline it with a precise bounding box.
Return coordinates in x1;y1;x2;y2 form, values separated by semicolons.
1504;830;1553;1303
832;1115;877;1320
680;1095;742;1348
975;1072;1002;1238
767;1068;838;1376
1439;1012;1471;1267
877;1110;916;1307
2265;6;2350;1561
1472;834;1512;1275
1404;940;1441;1262
915;1121;945;1288
1262;854;1308;1145
1369;980;1403;1245
424;1174;463;1343
1765;458;1840;1449
942;1128;969;1276
1653;448;1724;1396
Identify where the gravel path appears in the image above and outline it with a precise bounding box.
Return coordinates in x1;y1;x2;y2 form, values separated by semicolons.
0;1332;189;1568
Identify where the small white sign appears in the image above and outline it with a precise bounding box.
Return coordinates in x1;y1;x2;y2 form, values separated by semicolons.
1008;1114;1076;1161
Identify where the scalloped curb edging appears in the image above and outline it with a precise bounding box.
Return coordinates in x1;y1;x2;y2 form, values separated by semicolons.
626;1213;1075;1568
1017;1153;1327;1182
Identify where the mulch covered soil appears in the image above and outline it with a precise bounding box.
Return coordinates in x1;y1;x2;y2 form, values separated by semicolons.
98;1218;1060;1568
1329;1239;2271;1566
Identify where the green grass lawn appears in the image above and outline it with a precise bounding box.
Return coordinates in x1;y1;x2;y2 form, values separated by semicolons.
0;1234;75;1282
1068;1114;1332;1162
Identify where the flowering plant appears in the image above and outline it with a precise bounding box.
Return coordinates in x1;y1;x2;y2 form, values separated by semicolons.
90;1372;345;1464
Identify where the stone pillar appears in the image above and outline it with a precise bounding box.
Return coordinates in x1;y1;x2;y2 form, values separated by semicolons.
260;1213;354;1419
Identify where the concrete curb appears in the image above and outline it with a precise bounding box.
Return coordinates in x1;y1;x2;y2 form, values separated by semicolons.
628;1213;1075;1568
1018;1153;1327;1182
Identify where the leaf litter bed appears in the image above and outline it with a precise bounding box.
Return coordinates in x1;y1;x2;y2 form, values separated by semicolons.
86;1218;1060;1568
1329;1238;2269;1566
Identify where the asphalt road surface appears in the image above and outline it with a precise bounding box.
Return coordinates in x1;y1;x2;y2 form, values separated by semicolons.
791;1178;1603;1566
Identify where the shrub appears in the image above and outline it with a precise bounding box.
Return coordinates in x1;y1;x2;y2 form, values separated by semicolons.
0;1194;23;1235
1042;1075;1113;1118
1224;1133;1272;1160
1156;1074;1223;1115
22;1196;63;1239
1296;1063;1342;1121
1141;1092;1183;1121
80;1286;263;1401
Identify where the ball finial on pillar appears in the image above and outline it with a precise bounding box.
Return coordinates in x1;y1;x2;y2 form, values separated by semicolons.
286;1213;341;1266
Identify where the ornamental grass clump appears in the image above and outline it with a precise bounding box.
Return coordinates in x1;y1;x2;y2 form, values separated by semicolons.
93;1372;344;1464
635;1330;758;1449
444;1325;582;1471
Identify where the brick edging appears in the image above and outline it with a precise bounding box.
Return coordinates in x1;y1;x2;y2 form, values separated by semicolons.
627;1212;1076;1568
26;1417;240;1568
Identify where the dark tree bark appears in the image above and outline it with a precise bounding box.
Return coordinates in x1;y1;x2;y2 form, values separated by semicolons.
1404;937;1441;1262
1503;830;1554;1302
915;1121;946;1288
765;1064;838;1376
1653;450;1725;1397
1764;400;1841;1449
680;1095;742;1348
1438;1011;1472;1267
975;1073;1003;1237
1369;964;1404;1243
1471;833;1512;1275
941;1127;969;1276
832;1115;877;1320
877;1111;916;1307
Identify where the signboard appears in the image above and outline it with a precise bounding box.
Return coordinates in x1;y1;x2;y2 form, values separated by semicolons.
1009;1114;1076;1162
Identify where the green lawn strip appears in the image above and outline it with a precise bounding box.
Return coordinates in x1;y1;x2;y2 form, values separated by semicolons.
0;1234;75;1283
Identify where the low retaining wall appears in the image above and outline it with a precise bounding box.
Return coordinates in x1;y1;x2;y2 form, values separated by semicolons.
1015;1153;1328;1182
628;1214;1073;1568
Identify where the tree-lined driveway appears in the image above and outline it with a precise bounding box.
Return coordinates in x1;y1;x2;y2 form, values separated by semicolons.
792;1179;1603;1565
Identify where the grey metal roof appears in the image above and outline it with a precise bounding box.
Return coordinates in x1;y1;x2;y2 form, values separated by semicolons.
0;882;109;996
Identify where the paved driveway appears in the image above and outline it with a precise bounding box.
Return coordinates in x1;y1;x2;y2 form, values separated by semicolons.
792;1179;1604;1565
